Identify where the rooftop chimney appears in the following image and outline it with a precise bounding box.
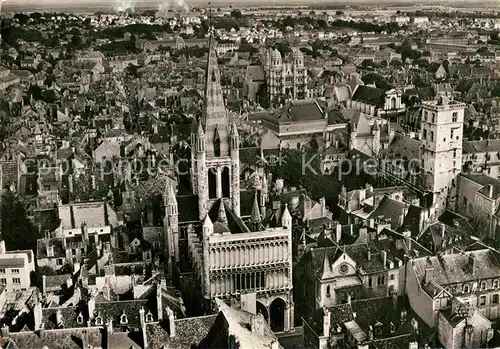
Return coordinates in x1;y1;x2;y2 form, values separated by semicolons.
367;247;371;261
381;250;387;268
319;197;326;217
0;325;9;338
441;223;446;239
487;184;494;199
336;223;342;243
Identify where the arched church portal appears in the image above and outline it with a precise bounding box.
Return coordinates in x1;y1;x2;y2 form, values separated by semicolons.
269;297;286;332
256;301;269;323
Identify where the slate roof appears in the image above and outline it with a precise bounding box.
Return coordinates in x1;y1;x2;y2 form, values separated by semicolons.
42;305;88;330
372;334;416;349
306;296;423;342
460;173;500;199
266;99;325;122
94;299;155;328
58;201;117;229
0;257;25;268
380;135;420;160
368;195;409;224
352;85;387;107
411;249;500;286
207;199;250;234
462;139;500;154
146;315;217;349
5;328;104;349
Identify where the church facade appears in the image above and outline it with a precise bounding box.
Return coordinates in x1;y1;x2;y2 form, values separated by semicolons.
163;37;295;332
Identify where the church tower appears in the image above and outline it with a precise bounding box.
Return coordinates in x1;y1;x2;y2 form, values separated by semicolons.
163;178;179;276
191;36;240;219
420;96;465;217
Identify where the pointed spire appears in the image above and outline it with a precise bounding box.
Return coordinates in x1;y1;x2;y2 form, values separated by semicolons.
202;26;229;157
166;179;177;205
231;120;239;136
322;252;332;276
282;203;292;222
197;122;204;137
373;120;380;131
218;200;227;224
251;193;261;223
203;214;213;236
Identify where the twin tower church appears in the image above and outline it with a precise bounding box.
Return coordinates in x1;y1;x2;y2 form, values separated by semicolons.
162;37;294;332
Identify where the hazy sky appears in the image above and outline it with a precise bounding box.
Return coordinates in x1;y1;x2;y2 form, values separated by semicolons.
1;0;495;11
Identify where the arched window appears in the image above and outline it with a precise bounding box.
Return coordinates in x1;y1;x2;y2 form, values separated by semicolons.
297;143;301;150
481;282;487;290
120;312;128;324
222;167;230;197
208;168;217;199
76;313;83;325
146;311;153;322
95;316;103;326
326;285;331;297
212;70;217;82
494;280;499;289
463;284;470;293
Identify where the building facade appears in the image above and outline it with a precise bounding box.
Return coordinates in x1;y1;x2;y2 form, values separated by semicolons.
164;37;294;332
263;48;308;108
420;97;465;217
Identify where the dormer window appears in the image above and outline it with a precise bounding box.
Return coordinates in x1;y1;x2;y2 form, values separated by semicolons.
95;315;103;326
463;284;470;293
481;281;487;290
146;311;153;323
76;313;84;325
120;312;128;324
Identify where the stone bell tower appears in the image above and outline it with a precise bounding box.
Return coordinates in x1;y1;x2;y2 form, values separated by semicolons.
191;36;240;219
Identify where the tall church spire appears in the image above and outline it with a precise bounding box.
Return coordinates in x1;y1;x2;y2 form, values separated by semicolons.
202;32;229;157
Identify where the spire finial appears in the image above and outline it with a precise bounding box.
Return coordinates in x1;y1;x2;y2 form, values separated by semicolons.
208;2;213;37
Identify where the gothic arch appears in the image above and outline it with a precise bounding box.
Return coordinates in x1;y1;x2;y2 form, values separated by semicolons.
391;97;396;109
256;301;269;323
269;297;287;332
222;166;230;197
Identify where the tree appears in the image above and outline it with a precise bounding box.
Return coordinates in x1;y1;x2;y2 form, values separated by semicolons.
1;191;38;251
362;73;393;89
126;64;140;78
230;9;243;19
390;59;403;67
335;10;344;16
70;35;82;48
42;89;57;103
